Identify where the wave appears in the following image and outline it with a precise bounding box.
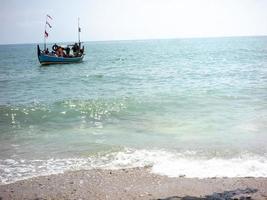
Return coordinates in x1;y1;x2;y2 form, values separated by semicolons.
1;148;267;185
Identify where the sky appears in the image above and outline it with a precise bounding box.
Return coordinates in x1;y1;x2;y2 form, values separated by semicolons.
0;0;267;44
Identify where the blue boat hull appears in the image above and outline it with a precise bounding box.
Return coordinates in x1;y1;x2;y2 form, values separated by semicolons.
37;45;84;65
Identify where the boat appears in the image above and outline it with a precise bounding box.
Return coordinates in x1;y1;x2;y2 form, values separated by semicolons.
37;45;84;65
37;15;85;65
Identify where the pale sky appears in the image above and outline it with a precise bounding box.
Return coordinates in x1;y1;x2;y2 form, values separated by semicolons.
0;0;267;44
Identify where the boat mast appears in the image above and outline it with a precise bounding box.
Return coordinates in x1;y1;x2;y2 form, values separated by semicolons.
78;17;81;47
43;14;52;51
44;15;48;50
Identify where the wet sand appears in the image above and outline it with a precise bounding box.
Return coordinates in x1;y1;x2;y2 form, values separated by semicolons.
0;168;267;200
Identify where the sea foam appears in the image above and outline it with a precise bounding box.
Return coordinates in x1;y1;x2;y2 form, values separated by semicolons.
1;148;267;185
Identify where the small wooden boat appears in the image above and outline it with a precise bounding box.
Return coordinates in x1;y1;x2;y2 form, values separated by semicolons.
37;16;85;65
37;45;84;65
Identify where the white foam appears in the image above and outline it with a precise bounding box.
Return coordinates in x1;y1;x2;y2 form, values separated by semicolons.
1;149;267;185
103;149;267;178
152;156;267;178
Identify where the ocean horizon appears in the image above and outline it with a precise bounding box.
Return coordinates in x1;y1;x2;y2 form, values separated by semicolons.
0;36;267;184
1;34;267;46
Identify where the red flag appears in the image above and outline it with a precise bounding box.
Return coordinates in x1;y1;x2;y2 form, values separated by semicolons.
44;30;48;38
46;21;52;28
47;14;53;20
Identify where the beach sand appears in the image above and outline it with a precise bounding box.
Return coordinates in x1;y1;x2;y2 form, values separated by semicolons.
0;168;267;200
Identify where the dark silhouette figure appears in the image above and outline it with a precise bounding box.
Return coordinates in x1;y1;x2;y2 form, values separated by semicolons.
156;188;258;200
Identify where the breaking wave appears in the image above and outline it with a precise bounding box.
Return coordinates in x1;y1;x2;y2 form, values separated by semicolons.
1;148;267;185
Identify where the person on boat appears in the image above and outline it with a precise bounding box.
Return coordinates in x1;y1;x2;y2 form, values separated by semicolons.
56;46;64;57
80;46;84;55
72;43;79;57
45;48;49;54
65;47;70;57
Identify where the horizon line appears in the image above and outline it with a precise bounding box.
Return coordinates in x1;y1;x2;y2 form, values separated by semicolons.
1;34;267;46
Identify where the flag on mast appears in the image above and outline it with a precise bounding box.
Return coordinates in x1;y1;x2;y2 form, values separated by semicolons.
44;30;48;38
47;14;53;20
46;21;52;28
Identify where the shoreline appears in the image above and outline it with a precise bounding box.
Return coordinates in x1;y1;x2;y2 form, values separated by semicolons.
0;168;267;200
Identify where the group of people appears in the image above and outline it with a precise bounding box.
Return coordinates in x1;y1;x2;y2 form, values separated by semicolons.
44;43;83;57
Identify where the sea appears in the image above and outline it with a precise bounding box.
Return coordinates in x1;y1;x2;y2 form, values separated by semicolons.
0;36;267;184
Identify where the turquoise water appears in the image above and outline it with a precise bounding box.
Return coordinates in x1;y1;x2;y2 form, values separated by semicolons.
0;36;267;183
